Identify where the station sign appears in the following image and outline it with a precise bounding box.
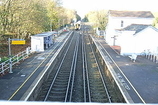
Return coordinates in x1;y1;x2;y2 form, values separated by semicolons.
11;39;26;45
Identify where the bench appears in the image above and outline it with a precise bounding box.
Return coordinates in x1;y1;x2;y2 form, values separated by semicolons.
129;54;137;62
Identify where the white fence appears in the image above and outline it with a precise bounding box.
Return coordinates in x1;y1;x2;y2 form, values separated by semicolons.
0;47;31;74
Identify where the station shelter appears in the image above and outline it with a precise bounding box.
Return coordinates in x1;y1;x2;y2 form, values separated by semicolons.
31;31;55;52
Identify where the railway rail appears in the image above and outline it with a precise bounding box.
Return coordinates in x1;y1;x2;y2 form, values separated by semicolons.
36;28;125;103
92;35;145;103
8;32;72;101
36;32;81;102
84;34;112;102
1;25;156;103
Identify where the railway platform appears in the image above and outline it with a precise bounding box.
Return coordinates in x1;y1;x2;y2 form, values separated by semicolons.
93;36;158;103
0;31;71;100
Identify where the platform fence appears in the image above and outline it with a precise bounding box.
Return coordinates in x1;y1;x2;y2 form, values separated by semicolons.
0;47;31;74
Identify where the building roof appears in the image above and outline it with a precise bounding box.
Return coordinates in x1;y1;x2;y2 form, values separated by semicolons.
120;24;150;34
32;31;57;37
109;10;154;18
119;24;158;35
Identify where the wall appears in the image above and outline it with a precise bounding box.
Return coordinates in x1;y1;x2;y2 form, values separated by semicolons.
117;27;158;55
116;31;135;55
105;16;153;45
31;37;44;52
134;27;158;55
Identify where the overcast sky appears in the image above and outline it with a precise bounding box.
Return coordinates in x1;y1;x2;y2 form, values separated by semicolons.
61;0;158;18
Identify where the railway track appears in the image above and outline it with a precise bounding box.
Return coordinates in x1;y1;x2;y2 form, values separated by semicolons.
92;35;145;103
7;32;72;101
43;32;79;102
36;28;123;102
84;34;111;103
36;32;81;102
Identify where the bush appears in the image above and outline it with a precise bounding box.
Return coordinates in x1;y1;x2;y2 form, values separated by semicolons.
0;56;9;63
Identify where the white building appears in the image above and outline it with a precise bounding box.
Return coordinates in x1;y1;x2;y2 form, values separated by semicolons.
117;24;158;56
105;10;154;45
31;32;55;52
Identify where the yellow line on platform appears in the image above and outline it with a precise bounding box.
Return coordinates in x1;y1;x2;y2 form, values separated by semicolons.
8;51;53;100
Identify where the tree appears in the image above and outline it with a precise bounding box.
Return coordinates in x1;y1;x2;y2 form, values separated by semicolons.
75;11;81;22
0;0;77;40
0;0;56;39
82;16;89;22
86;10;108;30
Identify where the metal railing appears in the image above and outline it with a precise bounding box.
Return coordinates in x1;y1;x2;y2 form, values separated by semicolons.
0;47;31;74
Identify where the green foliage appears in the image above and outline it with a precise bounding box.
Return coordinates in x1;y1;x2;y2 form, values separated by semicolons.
0;56;9;63
152;12;158;28
82;16;89;22
0;0;76;40
86;10;108;30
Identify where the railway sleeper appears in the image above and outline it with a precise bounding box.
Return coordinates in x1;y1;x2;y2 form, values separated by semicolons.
50;91;66;94
89;80;103;84
91;98;109;103
51;87;67;91
95;86;106;90
90;92;108;99
56;76;69;81
55;79;69;82
91;92;107;97
47;96;65;101
53;85;67;89
96;90;109;94
48;93;66;98
91;76;102;79
57;75;70;77
90;86;105;91
54;79;68;82
89;75;101;79
59;71;71;74
58;71;70;77
54;81;68;85
91;91;108;96
94;89;108;93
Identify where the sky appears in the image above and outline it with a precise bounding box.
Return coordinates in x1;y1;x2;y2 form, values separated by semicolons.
61;0;158;18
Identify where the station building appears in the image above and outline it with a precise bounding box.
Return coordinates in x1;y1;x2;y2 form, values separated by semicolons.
31;31;56;52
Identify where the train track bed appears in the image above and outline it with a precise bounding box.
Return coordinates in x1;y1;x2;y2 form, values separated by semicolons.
36;32;81;102
36;30;125;103
84;34;111;102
